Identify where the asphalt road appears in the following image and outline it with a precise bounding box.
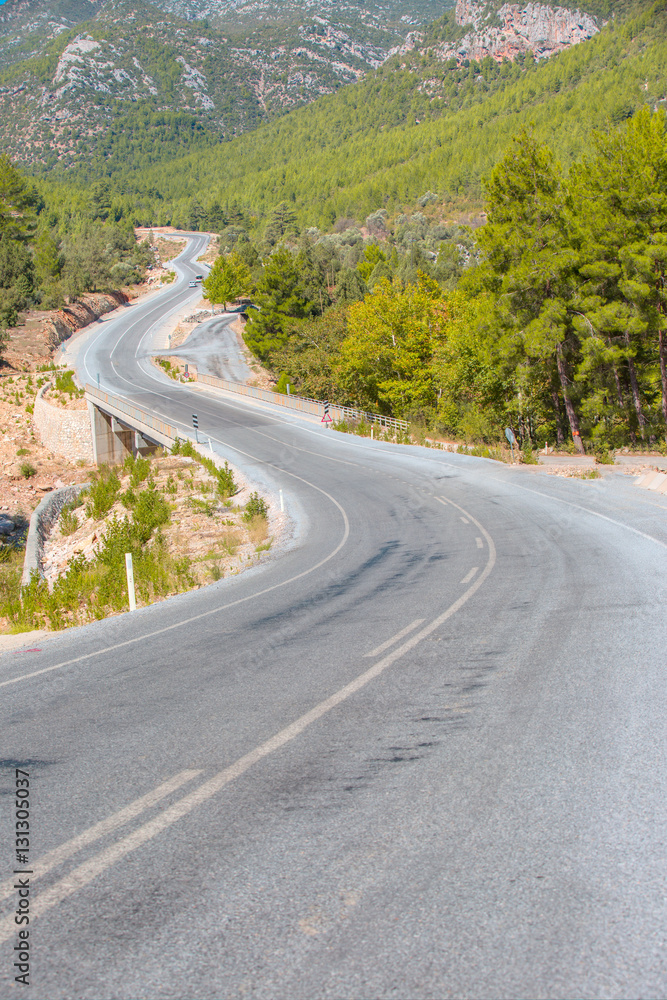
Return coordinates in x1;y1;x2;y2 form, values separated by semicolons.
161;312;255;383
1;239;666;1000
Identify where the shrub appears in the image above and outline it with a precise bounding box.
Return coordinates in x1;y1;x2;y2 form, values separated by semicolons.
521;443;539;465
188;496;218;517
85;468;121;519
594;446;615;465
216;461;236;498
244;492;268;520
54;370;83;398
20;462;36;479
130;455;151;487
121;488;137;508
133;483;171;541
59;505;79;536
172;438;237;496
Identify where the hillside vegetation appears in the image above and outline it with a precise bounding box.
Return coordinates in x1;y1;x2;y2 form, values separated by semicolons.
32;0;665;230
0;0;452;171
217;108;667;454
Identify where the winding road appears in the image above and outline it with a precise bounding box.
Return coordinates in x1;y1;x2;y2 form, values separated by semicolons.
2;238;666;1000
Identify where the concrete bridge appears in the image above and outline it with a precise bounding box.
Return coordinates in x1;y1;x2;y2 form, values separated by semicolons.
85;384;179;465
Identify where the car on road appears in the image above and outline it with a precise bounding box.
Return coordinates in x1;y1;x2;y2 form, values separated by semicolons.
189;280;197;287
195;274;203;282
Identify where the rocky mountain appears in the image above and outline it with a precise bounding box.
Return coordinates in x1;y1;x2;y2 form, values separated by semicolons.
0;0;611;174
0;0;457;169
445;0;600;61
398;0;602;64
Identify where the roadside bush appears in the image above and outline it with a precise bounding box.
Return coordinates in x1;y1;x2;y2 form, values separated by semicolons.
594;446;615;465
132;483;171;541
216;461;236;498
125;454;151;487
54;370;83;398
85;467;120;519
171;438;237;496
19;462;36;479
59;505;79;536
244;492;268;520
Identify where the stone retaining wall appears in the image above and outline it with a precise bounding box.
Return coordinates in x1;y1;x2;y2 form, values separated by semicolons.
33;383;94;462
21;483;89;587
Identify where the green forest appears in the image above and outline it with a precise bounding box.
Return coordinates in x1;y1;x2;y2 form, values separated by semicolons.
37;0;667;230
2;0;666;454
0;154;154;336
202;108;667;453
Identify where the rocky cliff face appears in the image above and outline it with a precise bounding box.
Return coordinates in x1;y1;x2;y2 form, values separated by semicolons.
440;0;600;62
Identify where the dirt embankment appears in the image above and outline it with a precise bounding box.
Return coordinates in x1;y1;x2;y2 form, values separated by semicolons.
4;232;186;372
4;292;130;371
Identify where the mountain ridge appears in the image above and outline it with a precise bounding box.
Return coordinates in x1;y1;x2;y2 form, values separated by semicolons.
0;0;623;172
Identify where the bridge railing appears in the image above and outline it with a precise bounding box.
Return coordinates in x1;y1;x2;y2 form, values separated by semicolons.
196;373;408;432
86;377;409;438
85;384;180;443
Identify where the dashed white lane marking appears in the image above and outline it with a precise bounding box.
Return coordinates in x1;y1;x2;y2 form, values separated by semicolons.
0;497;496;943
364;619;425;658
460;567;479;585
476;537;483;549
0;770;201;903
460;516;469;524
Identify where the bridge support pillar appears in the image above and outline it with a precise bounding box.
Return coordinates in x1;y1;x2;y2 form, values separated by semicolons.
88;402;158;466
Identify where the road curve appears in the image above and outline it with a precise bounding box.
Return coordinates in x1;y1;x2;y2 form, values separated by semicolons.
1;239;666;1000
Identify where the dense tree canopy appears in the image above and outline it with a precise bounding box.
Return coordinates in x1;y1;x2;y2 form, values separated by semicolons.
239;109;667;452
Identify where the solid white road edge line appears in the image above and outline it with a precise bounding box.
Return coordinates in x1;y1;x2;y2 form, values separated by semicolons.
0;476;350;689
0;495;496;943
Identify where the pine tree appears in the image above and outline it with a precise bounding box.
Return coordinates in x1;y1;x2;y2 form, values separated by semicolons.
472;130;585;450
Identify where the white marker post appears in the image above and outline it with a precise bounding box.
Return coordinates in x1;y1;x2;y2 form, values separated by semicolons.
371;426;374;440
279;489;284;512
125;553;137;612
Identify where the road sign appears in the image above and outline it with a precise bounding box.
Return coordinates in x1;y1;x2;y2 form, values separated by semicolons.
505;426;516;462
321;401;332;425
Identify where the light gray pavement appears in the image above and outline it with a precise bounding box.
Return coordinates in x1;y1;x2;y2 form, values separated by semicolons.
1;238;666;1000
158;312;255;383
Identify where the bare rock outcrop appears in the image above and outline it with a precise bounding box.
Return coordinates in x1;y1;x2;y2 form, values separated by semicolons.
438;0;600;63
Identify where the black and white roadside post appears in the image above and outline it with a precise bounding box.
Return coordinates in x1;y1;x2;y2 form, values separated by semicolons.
321;401;332;428
192;413;199;443
505;426;516;462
